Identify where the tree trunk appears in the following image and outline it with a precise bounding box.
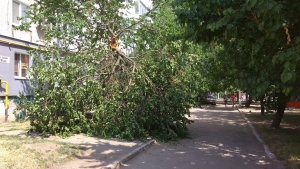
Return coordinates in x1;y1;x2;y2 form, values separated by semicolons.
270;94;288;128
270;103;286;128
260;96;265;115
245;95;252;107
5;108;8;122
266;96;270;113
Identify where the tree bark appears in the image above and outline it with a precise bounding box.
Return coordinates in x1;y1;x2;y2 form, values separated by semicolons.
5;108;8;122
270;103;286;128
260;96;265;115
245;95;252;107
270;94;288;128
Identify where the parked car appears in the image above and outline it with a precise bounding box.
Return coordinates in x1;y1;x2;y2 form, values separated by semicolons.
205;95;216;105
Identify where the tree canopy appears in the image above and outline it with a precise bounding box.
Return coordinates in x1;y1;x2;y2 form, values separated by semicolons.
173;0;300;127
16;0;211;141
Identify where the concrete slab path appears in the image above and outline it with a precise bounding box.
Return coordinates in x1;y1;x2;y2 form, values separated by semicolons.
121;105;278;169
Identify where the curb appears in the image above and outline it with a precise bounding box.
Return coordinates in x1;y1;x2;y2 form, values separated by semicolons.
104;139;156;169
236;106;285;169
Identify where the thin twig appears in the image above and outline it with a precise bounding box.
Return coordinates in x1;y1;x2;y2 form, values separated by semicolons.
250;8;268;33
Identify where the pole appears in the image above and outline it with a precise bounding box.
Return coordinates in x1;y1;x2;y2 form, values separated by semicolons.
1;81;9;122
239;90;241;107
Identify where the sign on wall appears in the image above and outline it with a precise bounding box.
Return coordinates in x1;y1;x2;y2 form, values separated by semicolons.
0;56;10;63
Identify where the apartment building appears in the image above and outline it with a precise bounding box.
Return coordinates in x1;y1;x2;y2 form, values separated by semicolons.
0;0;152;121
0;0;46;120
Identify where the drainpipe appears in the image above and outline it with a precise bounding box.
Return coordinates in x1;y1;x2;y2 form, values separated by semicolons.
0;80;9;122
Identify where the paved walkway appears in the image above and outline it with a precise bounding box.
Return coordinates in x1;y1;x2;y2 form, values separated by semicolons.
121;104;279;169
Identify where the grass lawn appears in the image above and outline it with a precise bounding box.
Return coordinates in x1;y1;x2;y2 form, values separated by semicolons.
0;122;81;169
245;111;300;169
0;121;31;131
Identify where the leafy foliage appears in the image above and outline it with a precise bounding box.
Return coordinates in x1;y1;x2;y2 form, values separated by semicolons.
173;0;300;96
173;0;300;127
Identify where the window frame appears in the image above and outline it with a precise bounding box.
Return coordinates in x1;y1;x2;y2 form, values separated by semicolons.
12;0;29;26
140;3;148;15
134;1;149;15
14;52;30;79
134;1;140;15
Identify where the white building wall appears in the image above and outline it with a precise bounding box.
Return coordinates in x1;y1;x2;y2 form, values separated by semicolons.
0;0;44;44
0;0;12;37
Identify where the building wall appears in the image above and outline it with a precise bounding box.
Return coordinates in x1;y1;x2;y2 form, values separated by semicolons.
0;0;39;120
0;0;45;44
0;0;40;98
0;37;36;122
0;0;11;37
0;42;33;97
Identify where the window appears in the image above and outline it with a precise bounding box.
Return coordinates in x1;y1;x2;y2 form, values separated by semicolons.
140;4;148;15
134;1;139;14
14;53;29;78
12;1;29;25
134;1;149;15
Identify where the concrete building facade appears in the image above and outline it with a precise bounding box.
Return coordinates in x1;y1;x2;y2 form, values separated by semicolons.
0;0;44;121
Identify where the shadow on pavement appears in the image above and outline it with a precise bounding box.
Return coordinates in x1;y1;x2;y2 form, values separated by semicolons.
48;135;143;169
122;105;277;169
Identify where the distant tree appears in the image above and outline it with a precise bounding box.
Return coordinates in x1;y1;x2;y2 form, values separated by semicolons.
173;0;300;127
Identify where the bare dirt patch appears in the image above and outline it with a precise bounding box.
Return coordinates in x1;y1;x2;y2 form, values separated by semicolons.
0;121;145;169
0;135;80;169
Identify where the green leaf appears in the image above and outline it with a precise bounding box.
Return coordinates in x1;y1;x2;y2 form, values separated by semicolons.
281;72;292;83
267;3;274;10
250;0;257;7
226;24;233;29
284;61;290;68
234;79;238;85
256;87;261;93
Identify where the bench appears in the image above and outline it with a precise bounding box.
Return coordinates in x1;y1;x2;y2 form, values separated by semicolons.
286;101;300;108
